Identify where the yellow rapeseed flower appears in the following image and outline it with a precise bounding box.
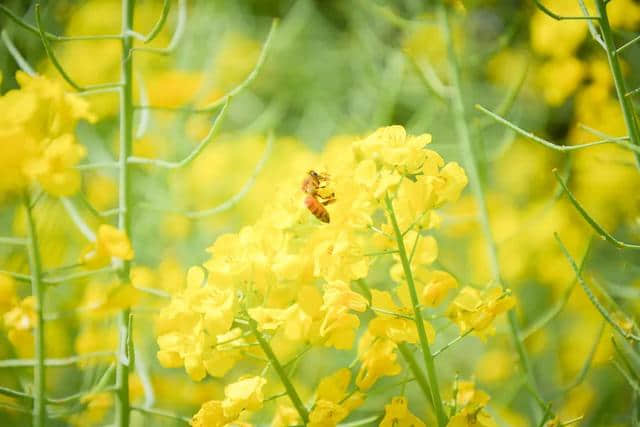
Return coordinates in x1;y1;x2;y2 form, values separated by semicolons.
81;224;135;269
379;396;426;427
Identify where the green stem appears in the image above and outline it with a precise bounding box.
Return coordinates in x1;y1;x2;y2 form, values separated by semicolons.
248;317;309;424
397;343;434;409
385;195;447;427
437;5;497;279
595;0;640;167
130;405;190;424
555;234;640;341
436;2;547;418
115;0;135;426
24;193;45;427
432;329;473;358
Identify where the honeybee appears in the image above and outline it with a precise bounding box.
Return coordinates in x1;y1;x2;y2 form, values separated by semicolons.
302;170;335;223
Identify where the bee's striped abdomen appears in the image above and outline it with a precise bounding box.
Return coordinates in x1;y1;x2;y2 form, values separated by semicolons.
304;195;330;223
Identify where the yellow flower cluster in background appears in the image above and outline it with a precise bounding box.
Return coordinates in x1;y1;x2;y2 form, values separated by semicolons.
0;72;94;199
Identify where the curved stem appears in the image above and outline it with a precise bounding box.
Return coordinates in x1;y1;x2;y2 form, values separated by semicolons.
532;0;600;20
140;131;273;218
0;5;121;41
385;194;447;427
555;234;640;341
1;29;36;75
131;405;190;424
475;105;639;155
24;193;45;427
132;0;170;43
0;351;116;368
554;170;640;249
134;19;278;114
126;0;187;59
34;4;80;90
128;99;229;168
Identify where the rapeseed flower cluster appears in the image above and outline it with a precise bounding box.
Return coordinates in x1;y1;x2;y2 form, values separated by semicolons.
156;125;516;424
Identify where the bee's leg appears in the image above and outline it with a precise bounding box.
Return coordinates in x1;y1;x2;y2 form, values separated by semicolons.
321;195;336;206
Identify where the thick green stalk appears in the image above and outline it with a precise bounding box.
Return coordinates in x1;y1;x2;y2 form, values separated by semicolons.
436;1;545;414
595;0;640;167
397;343;434;409
24;193;45;427
248;317;309;424
115;0;135;426
385;195;447;427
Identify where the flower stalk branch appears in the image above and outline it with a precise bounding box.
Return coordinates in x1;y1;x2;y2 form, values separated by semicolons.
24;193;46;427
247;316;309;424
385;194;447;427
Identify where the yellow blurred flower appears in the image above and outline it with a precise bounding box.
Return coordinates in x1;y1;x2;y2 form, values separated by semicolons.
475;348;514;383
608;0;640;30
4;296;37;357
23;134;87;196
81;224;135;268
536;56;585;106
67;392;113;427
0;274;18;316
0;72;93;198
530;0;587;58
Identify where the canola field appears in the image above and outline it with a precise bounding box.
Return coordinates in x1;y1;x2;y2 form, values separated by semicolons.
0;0;639;426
